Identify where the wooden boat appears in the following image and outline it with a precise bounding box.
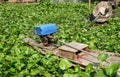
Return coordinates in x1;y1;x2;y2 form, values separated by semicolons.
23;23;120;75
23;37;120;75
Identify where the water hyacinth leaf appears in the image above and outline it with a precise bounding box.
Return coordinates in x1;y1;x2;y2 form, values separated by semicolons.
8;68;16;73
104;62;120;76
44;72;55;77
0;43;3;49
19;34;25;39
85;63;93;73
0;53;5;60
59;58;72;70
75;65;81;72
98;53;109;62
30;68;40;75
94;70;107;77
15;62;25;71
0;2;120;77
81;72;90;77
45;51;52;58
18;69;29;77
63;73;79;77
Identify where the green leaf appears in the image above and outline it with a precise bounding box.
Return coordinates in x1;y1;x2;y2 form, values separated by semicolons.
15;61;25;71
75;65;81;72
89;39;96;49
27;63;34;69
104;62;120;76
30;68;40;75
1;2;120;77
9;68;16;73
59;58;72;70
94;70;107;77
19;34;25;39
45;51;52;58
18;69;29;77
63;73;79;77
0;53;5;61
85;63;93;73
98;53;109;62
44;72;55;77
5;55;13;61
0;43;3;49
81;72;90;77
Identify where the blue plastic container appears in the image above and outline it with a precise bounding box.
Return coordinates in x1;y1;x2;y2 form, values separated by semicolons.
34;24;57;36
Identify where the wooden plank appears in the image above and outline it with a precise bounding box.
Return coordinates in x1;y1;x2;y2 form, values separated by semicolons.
59;42;88;53
8;0;36;2
59;50;75;60
0;0;4;2
68;42;88;50
59;46;77;52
